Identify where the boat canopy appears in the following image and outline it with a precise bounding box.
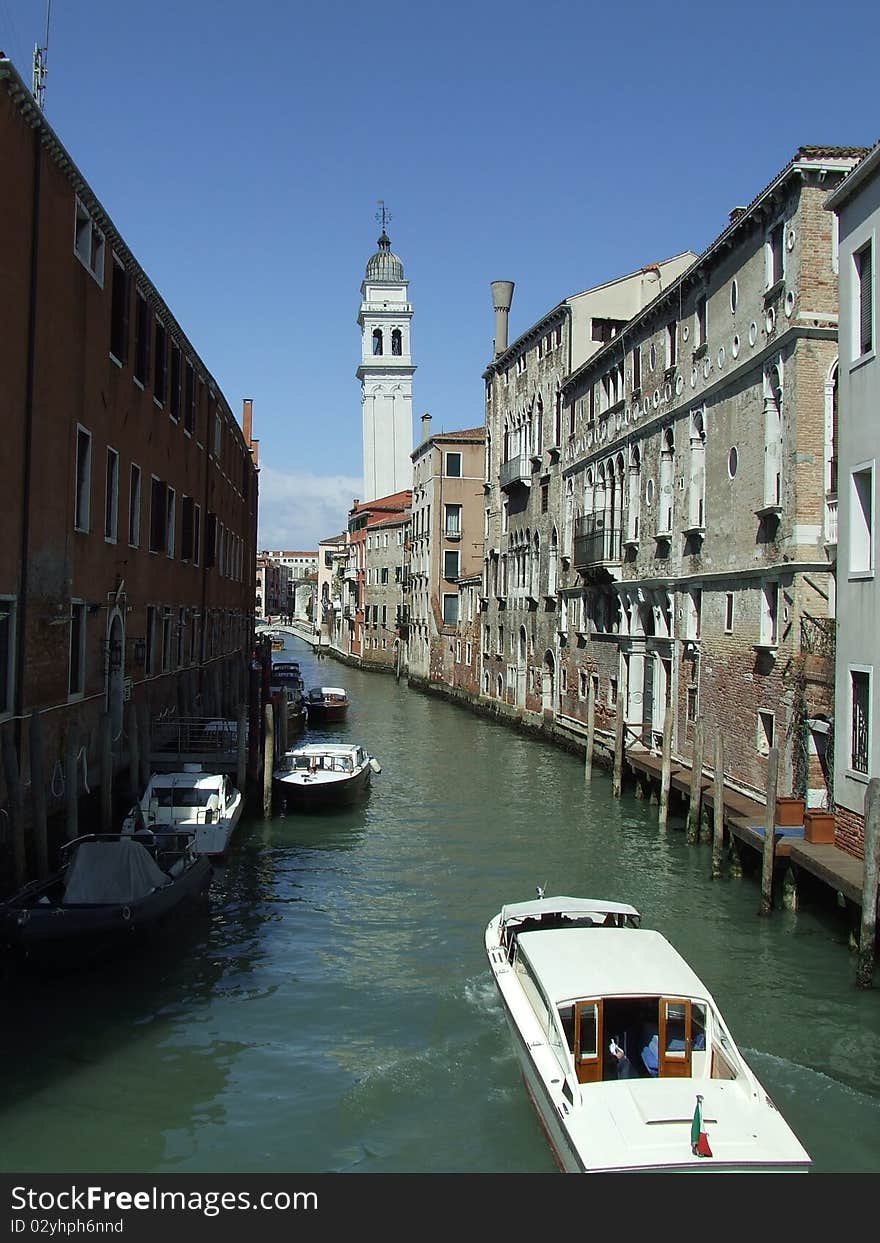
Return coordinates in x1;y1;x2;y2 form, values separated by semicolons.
309;686;346;698
62;839;170;905
517;927;711;1007
500;896;641;925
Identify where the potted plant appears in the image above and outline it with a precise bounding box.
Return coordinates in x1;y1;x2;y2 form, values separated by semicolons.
775;796;806;827
804;809;835;844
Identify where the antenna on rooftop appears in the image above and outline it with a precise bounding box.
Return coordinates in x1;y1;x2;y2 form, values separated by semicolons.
375;199;392;234
32;0;51;110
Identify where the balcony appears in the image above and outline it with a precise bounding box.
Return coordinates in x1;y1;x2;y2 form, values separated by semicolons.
343;566;358;582
573;511;622;569
824;495;838;548
499;452;532;491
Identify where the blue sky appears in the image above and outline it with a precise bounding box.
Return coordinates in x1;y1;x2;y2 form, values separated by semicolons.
1;0;876;550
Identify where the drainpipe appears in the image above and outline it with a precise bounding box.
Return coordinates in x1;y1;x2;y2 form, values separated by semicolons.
14;123;42;754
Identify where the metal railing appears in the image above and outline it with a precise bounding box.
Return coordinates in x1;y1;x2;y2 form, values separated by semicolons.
800;614;836;658
573;511;622;568
151;716;242;756
499;453;532;490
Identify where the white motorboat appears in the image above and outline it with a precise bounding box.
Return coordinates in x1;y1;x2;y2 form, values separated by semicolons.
122;768;244;858
273;742;380;809
304;686;348;724
485;894;811;1173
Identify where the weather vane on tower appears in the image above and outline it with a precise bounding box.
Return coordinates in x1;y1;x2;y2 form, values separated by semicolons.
375;200;392;235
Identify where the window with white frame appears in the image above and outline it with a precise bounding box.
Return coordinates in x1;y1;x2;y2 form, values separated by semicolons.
759;582;779;646
442;594;459;625
850;667;871;775
724;591;734;633
757;710;774;756
849;464;874;575
109;256;129;363
443;503;461;537
69;601;86;698
73;197;104;284
129;463;141;547
695;294;708;350
445;452;462;478
165;487;176;558
766;220;785;288
666;321;677;369
0;596;16;718
853;240;873;359
444;549;460;580
74;426;92;533
104;448;119;543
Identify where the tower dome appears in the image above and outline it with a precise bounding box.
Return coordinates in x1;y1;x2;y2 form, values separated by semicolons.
365;231;404;282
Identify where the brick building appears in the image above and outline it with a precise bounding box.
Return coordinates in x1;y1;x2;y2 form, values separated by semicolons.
406;419;485;683
0;56;258;881
557;146;864;801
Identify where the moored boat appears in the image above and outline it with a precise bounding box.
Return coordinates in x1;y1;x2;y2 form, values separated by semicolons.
271;661;307;738
273;742;379;809
121;769;243;858
305;686;348;724
0;833;211;960
485;894;811;1173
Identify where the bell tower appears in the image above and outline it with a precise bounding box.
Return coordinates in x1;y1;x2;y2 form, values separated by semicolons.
357;202;414;501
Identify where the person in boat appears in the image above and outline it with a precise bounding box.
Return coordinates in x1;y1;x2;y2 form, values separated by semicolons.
609;1039;637;1080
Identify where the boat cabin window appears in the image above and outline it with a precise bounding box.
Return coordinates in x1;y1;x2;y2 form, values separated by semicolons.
172;787;214;808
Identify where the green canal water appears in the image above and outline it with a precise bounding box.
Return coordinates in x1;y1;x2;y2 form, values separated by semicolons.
1;635;879;1174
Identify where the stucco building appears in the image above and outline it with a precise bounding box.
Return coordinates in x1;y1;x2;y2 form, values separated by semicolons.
407;419;486;682
555;146;864;803
826;142;880;857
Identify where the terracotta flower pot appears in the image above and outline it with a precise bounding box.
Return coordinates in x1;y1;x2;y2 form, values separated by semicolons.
804;810;835;844
775;797;805;827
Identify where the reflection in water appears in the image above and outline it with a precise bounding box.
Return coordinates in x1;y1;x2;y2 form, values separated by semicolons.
1;633;879;1173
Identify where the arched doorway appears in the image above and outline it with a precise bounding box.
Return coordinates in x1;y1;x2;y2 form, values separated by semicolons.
106;607;125;740
517;625;528;707
542;649;555;715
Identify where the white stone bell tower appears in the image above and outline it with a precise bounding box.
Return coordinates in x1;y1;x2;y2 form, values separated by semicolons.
357;203;414;501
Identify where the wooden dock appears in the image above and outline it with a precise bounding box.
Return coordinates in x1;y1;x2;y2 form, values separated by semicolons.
625;746;864;905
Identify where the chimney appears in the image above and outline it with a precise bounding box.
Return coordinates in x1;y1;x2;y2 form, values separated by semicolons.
491;280;515;356
250;437;259;466
242;397;253;446
421;412;432;442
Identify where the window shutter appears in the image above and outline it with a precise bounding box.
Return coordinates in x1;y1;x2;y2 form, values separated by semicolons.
859;243;873;355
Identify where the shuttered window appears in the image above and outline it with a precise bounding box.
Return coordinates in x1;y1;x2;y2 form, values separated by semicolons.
856;242;873;357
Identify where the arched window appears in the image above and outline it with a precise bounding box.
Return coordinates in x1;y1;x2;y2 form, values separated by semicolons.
372;328;383;356
392;329;402;356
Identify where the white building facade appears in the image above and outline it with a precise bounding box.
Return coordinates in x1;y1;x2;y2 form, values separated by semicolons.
357;227;415;501
826;143;880;858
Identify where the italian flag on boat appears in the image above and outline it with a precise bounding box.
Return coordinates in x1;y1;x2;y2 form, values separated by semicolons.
691;1095;713;1158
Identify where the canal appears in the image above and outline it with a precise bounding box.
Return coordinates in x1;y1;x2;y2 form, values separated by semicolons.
1;634;879;1175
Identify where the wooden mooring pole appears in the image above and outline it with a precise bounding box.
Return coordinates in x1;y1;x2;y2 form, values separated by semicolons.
856;777;880;988
237;702;248;795
584;677;595;784
612;664;627;799
759;746;779;916
1;724;27;887
711;731;725;879
262;701;274;819
658;705;673;830
686;719;704;844
30;709;49;879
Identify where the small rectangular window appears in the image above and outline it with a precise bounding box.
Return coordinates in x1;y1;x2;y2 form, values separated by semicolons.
166;487;175;558
687;685;698;723
854;241;874;359
695;295;708;348
134;292;150;386
632;344;641;392
442;594;459;624
110;257;129;362
445;503;462;536
724;591;734;633
851;668;871;775
181;496;194;562
73;197;104;284
666;321;677;368
154;321;167;405
104;447;119;542
444;549;460;579
129;464;141;548
169;343;181;421
184;361;195;435
150;477;167;553
849;465;874;575
74;426;91;532
445;452;462;477
767;221;784;287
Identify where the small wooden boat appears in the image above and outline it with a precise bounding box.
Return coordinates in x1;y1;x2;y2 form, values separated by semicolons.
271;662;307;738
273;742;380;809
0;833;211;960
305;686;348;724
486;893;811;1173
121;769;243;858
